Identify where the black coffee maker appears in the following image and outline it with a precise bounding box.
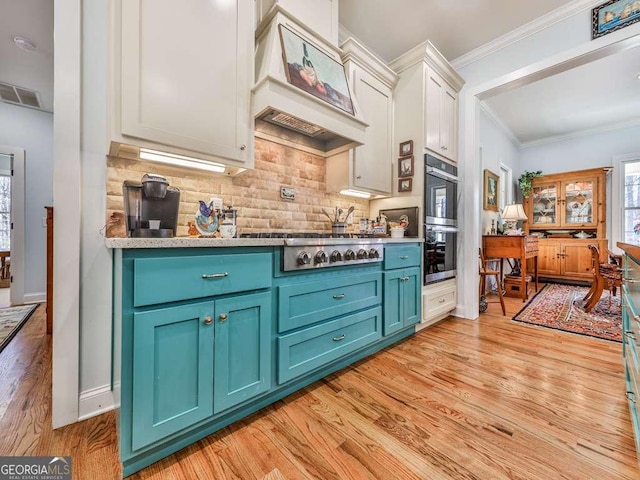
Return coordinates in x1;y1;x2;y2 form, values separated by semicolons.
123;174;180;238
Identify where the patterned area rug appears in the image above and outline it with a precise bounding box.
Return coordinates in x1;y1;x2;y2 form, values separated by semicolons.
512;283;621;342
0;304;37;354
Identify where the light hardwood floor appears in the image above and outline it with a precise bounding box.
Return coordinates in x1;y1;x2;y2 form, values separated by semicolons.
0;296;638;479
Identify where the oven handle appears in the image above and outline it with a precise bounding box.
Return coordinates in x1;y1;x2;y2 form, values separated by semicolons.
425;225;459;233
426;166;458;183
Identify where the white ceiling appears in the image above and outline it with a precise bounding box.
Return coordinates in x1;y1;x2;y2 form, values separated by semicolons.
2;0;638;144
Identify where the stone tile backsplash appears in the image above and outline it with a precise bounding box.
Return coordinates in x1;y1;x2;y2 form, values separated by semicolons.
106;138;370;237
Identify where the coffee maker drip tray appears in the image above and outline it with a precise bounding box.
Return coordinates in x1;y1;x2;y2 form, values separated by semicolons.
131;228;175;238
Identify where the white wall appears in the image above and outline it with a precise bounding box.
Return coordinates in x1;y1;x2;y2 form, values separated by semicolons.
479;108;519;234
519;124;640;174
0;103;53;299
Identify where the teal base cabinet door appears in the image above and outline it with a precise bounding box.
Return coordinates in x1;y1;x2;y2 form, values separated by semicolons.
132;301;215;451
383;267;421;335
214;291;272;413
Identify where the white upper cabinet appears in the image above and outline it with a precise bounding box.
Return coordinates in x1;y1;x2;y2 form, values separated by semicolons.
110;0;254;170
390;41;464;166
425;68;458;162
326;38;397;196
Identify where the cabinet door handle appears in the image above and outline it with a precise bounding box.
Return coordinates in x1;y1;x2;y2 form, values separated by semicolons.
401;276;410;282
203;316;213;325
219;313;228;323
240;145;246;151
441;146;448;150
332;334;346;342
333;293;345;299
202;272;229;279
627;391;636;404
356;176;362;179
400;255;409;259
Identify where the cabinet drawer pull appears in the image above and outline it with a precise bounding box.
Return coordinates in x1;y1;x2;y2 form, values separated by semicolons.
332;334;346;342
219;313;228;323
399;255;409;260
625;330;636;341
439;298;445;304
627;391;636;404
625;278;640;283
333;293;345;299
203;316;213;325
202;272;229;279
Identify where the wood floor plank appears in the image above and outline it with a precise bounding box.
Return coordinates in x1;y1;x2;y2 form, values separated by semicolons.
0;293;638;479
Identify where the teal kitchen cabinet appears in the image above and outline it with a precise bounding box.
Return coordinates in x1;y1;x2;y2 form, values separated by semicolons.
132;301;215;450
620;243;640;465
213;291;271;413
383;244;422;335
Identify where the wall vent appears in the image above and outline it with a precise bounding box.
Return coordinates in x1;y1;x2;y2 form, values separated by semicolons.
0;82;42;110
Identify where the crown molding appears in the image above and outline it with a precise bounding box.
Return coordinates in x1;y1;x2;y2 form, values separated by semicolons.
520;117;640;148
389;40;465;91
340;37;398;88
451;0;603;69
478;102;521;148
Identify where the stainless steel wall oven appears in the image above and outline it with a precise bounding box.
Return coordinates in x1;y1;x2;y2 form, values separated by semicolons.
424;154;458;284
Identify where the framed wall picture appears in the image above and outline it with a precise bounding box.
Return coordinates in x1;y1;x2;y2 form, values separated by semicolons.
399;140;413;157
398;155;414;178
278;24;354;115
483;169;499;211
398;178;413;193
592;0;640;39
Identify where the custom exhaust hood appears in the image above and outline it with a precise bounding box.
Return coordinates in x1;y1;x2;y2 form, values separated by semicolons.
253;6;368;156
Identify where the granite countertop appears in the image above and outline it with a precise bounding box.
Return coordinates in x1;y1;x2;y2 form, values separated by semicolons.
105;236;422;249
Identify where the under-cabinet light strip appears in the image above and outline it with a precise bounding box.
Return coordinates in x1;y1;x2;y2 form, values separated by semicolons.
139;148;226;173
339;189;371;199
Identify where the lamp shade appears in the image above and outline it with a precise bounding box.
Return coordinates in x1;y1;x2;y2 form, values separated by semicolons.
501;203;528;221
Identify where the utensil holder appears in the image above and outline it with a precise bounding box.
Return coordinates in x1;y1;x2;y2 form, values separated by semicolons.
332;222;347;234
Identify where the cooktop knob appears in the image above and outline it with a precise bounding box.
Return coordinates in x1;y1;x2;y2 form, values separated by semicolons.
357;249;368;259
368;248;380;259
344;249;355;261
297;252;311;265
314;251;327;264
330;250;342;263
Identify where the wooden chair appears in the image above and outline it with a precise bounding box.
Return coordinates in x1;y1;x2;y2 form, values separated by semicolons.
479;247;506;315
583;244;622;312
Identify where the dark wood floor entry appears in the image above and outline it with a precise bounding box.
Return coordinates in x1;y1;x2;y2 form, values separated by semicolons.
0;297;637;479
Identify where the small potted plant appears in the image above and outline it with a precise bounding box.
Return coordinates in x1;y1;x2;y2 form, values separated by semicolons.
518;170;543;198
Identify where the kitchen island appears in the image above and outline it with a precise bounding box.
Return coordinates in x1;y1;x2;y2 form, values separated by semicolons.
109;237;421;476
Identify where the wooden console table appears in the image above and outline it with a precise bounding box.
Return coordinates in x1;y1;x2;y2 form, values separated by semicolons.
482;235;539;302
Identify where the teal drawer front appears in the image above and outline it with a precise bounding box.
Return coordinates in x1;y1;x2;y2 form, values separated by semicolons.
133;253;272;307
277;307;382;384
277;272;382;333
384;244;421;270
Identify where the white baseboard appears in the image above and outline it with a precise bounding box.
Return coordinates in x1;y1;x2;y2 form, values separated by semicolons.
23;292;46;304
78;385;114;421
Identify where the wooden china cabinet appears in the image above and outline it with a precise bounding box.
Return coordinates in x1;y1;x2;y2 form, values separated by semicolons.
523;167;611;282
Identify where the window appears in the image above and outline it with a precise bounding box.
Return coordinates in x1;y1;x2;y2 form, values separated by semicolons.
623;160;640;244
499;164;512;211
0;175;9;250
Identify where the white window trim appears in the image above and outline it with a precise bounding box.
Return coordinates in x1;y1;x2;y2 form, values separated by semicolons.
499;163;513;209
611;152;640;254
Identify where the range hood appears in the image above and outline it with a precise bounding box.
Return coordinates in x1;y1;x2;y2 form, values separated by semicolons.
253;6;368;156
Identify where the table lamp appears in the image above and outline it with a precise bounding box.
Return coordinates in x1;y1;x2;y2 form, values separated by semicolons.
501;203;528;235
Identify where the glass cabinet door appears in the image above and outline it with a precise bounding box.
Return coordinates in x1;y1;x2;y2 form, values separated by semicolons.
531;183;559;227
562;180;596;226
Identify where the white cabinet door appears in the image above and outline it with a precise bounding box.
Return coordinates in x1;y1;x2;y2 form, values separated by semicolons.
120;0;253;166
425;70;443;156
351;66;393;194
440;87;457;161
424;68;457;163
